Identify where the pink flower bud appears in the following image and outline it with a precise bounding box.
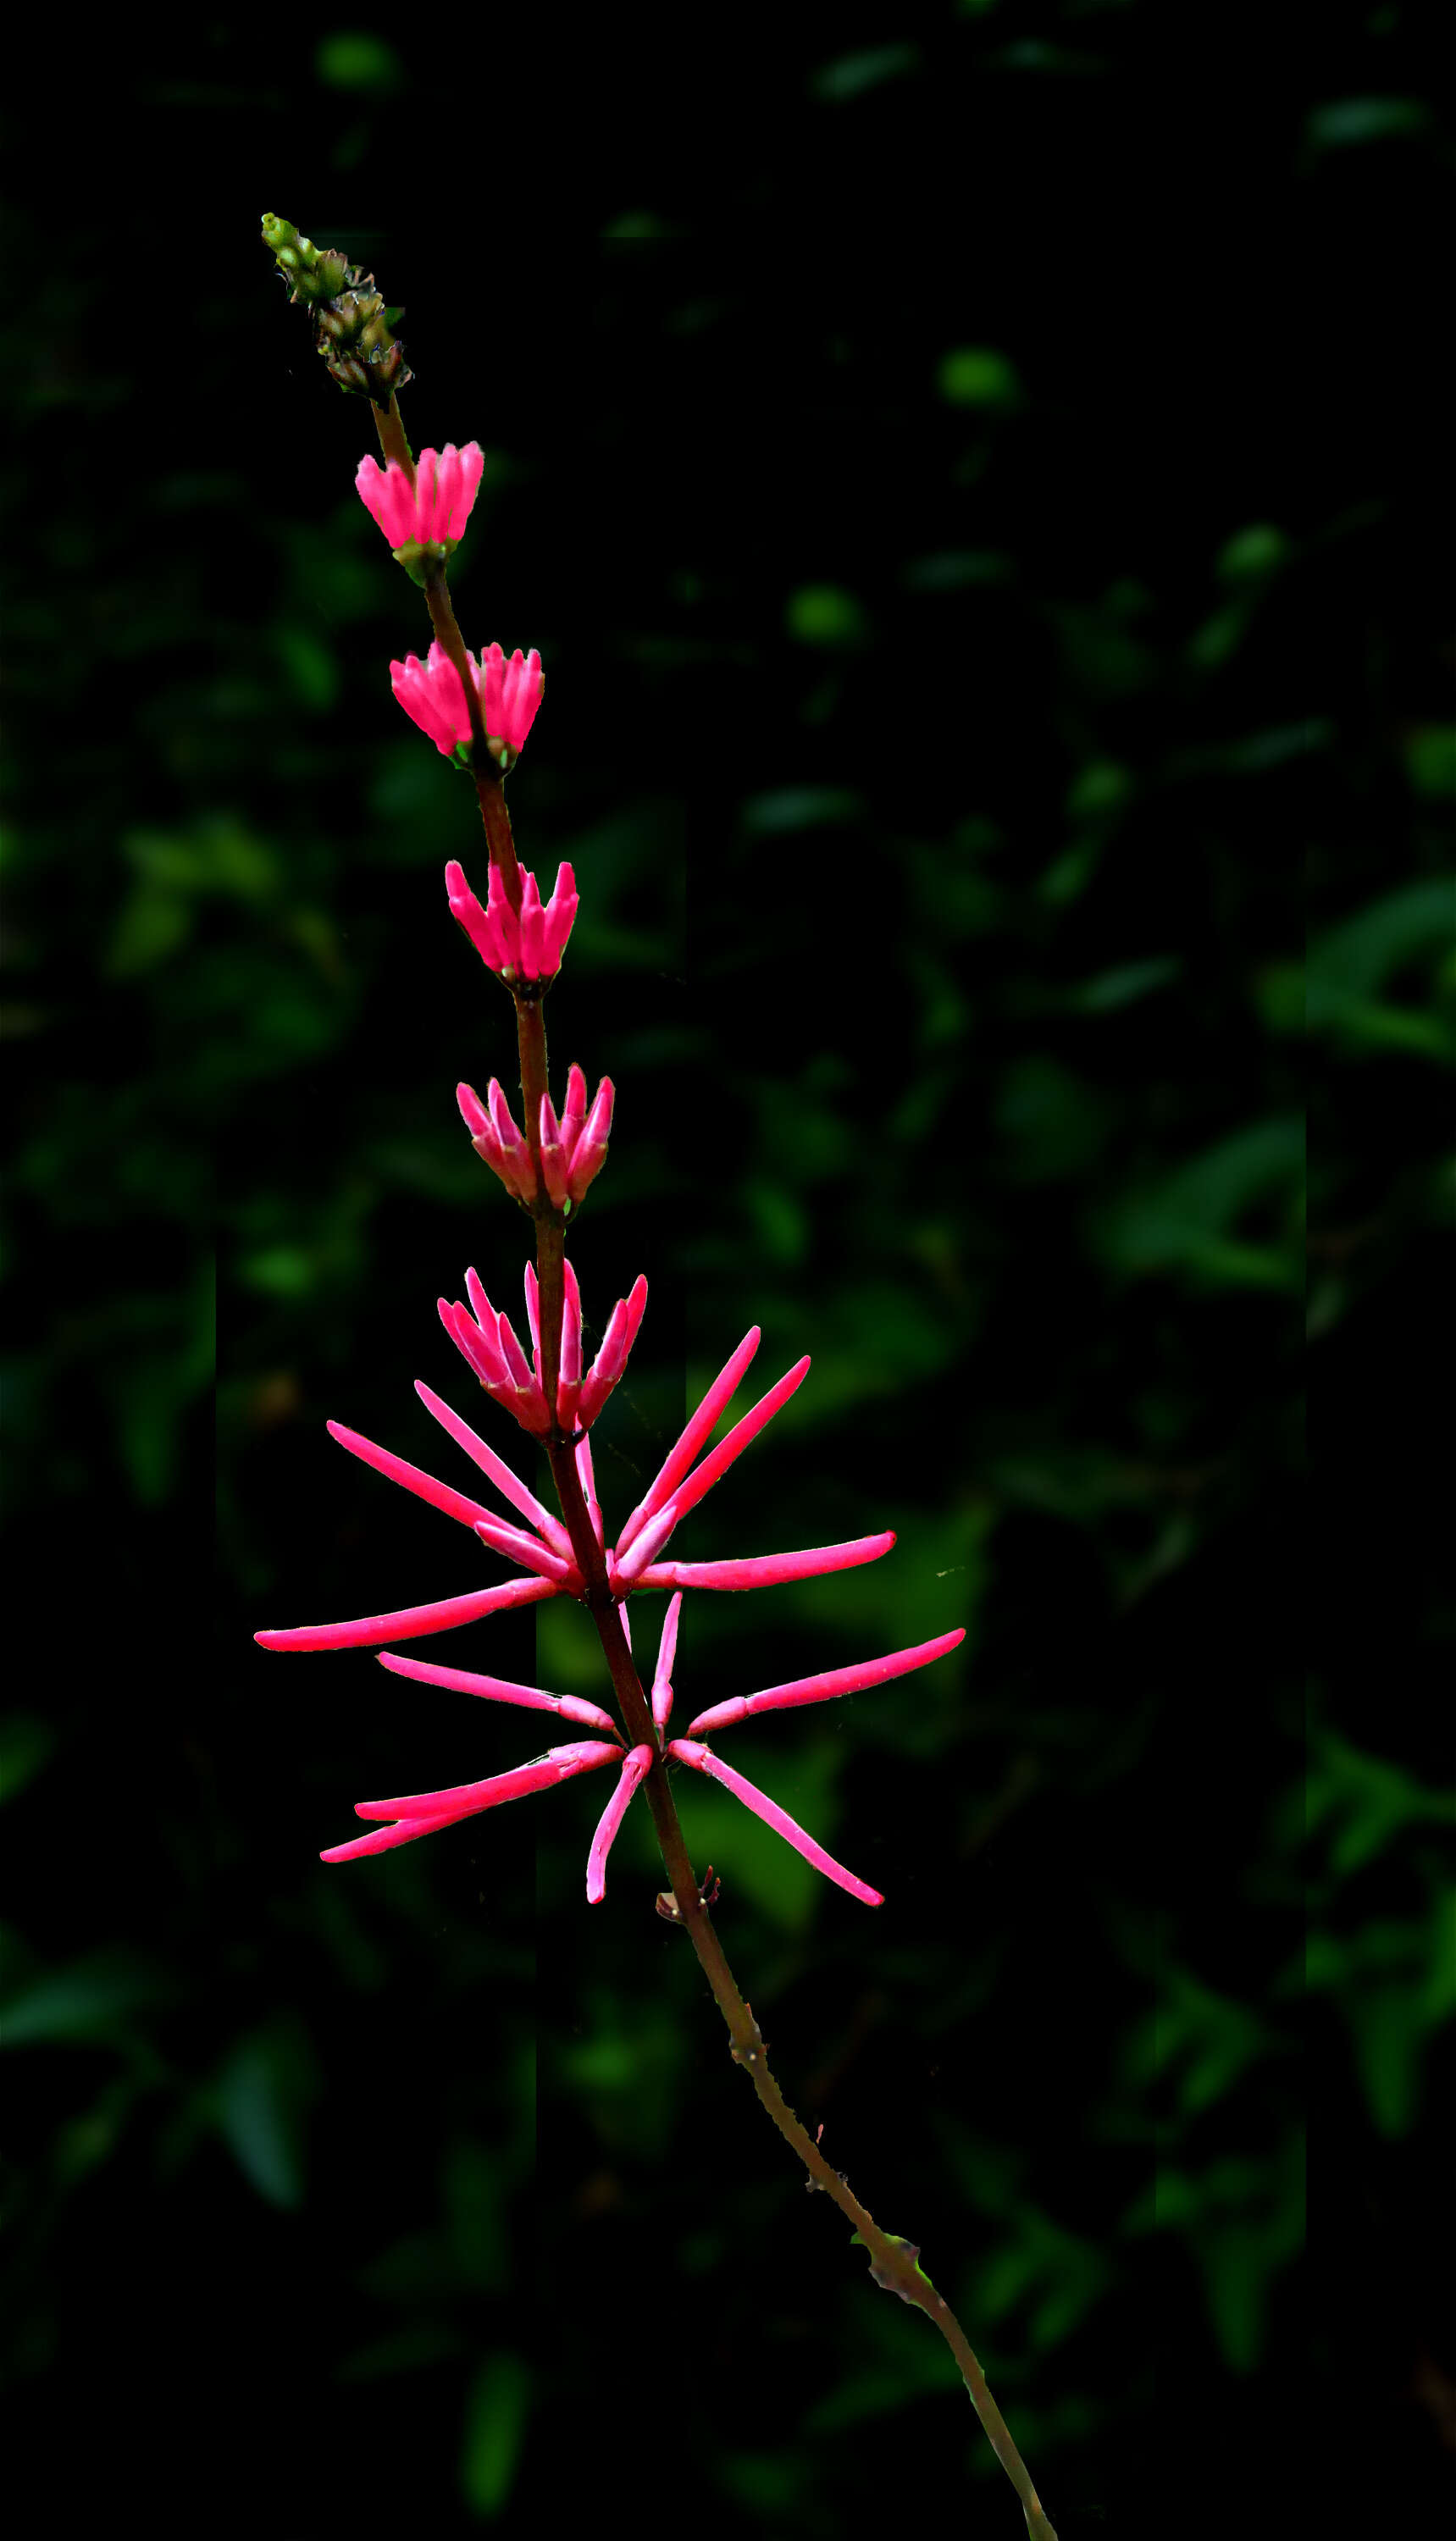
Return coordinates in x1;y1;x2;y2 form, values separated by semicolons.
557;1256;584;1429
561;1063;588;1148
390;642;479;756
565;1076;614;1206
480;643;544;767
446;861;512;972
651;1592;683;1730
538;1093;572;1210
356;443;485;551
457;1081;535;1205
541;864;579;972
577;1272;648;1428
585;1745;655;1903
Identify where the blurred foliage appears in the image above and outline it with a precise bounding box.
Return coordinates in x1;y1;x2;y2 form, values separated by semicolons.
3;3;1453;2535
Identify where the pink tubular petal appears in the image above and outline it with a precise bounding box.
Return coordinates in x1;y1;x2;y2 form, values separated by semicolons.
421;445;450;540
538;1093;572;1210
485;863;520;972
585;1293;628;1386
518;872;546;977
577;1273;648;1427
473;1516;580;1587
378;1651;619;1736
352;1740;621;1826
635;1531;897;1594
561;1259;583;1385
413;1381;571;1553
684;1626;966;1739
481;642;506;737
322;1813;473;1863
464;1268;495;1329
500;647;544;753
573;1430;596;1506
578;1077;615;1152
523;1262;541;1366
446;864;512;973
487;1077;524;1152
391;651;466;756
356;454;417;547
256;1571;558;1653
440;1295;508;1388
554;1250;582;1433
667;1742;883;1906
611;1498;679;1588
623;1273;649;1351
542;863;579;970
495;1309;536;1394
561;1064;589;1154
585;1744;655;1902
617;1326;761;1553
653;1355;809;1533
651;1591;683;1730
457;1081;490;1139
443;441;485;539
326;1420;496;1531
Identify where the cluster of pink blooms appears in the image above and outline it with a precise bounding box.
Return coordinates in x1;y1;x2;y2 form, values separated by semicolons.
257;414;968;1907
436;1255;644;1442
390;640;544;764
257;1283;963;1899
446;856;579;985
456;1065;612;1211
356;441;485;551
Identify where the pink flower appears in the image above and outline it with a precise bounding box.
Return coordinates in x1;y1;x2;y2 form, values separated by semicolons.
456;1064;612;1213
313;1597;964;1902
480;644;544;761
390;641;477;756
254;1300;898;1654
446;857;579;984
356;442;485;550
389;641;544;767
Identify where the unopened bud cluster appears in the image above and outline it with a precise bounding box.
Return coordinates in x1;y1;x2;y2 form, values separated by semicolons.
261;213;411;403
457;1063;612;1214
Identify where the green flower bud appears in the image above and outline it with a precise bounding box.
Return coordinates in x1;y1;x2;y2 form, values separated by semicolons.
261;215;412;405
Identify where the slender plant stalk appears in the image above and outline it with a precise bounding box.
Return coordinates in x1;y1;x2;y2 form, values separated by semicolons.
268;224;1061;2538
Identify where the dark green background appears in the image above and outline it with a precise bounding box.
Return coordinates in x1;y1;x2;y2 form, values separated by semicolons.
3;6;1452;2533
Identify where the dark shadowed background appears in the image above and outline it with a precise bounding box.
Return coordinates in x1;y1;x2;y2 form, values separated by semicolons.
3;6;1453;2535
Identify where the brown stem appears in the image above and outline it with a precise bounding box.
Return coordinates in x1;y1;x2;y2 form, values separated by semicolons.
477;774;523;913
372;391;415;486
